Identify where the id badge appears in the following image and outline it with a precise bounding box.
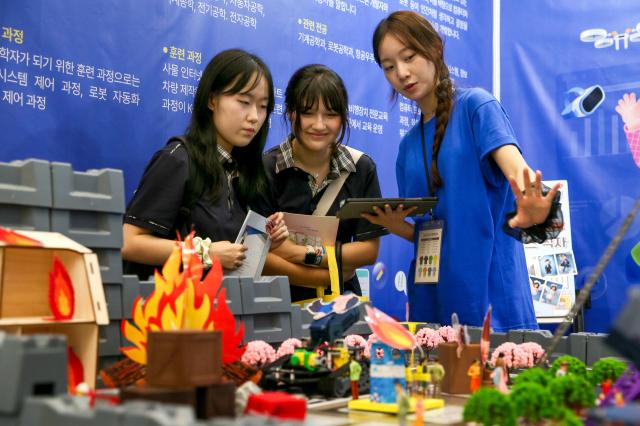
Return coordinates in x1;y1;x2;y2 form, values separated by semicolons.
414;219;443;284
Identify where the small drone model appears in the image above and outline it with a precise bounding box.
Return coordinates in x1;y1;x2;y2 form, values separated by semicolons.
580;23;640;51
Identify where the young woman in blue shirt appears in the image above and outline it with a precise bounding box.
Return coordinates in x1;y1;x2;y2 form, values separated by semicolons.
364;11;562;331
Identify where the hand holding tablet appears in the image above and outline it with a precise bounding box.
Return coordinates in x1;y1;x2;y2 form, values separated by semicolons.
336;197;437;219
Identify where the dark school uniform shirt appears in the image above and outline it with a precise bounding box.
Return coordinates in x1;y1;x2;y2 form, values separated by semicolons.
124;137;246;279
251;137;387;302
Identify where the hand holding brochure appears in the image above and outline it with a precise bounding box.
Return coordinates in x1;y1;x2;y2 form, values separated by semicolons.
225;210;271;280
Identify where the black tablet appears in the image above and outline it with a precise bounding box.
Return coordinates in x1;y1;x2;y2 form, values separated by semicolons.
336;197;438;219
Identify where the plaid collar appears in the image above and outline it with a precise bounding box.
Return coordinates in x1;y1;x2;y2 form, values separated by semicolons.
217;144;234;164
217;145;238;174
274;136;357;177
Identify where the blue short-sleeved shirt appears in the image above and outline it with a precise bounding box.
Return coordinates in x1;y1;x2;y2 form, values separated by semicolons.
398;88;537;331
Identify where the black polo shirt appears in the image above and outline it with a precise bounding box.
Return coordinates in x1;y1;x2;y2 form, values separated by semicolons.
251;140;387;301
124;137;246;278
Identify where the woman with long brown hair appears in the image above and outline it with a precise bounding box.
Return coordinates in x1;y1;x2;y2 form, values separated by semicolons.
364;11;562;331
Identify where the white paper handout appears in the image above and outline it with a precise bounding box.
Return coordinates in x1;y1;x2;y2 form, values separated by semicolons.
225;210;271;280
282;212;339;247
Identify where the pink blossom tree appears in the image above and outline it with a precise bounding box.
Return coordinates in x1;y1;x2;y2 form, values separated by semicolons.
438;325;459;343
276;338;303;359
344;334;367;349
518;342;545;367
490;342;529;369
364;333;379;359
241;340;276;367
416;327;443;358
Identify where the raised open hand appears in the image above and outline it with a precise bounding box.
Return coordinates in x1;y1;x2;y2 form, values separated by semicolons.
507;169;562;230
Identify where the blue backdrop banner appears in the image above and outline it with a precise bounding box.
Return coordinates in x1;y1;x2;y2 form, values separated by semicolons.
500;0;640;332
0;0;491;321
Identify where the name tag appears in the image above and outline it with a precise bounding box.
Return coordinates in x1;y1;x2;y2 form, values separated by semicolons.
414;219;443;284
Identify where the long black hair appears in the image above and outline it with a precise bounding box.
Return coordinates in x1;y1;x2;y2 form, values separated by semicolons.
185;48;274;205
284;64;350;145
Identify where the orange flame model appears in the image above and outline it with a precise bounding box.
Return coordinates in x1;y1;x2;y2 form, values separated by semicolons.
67;346;84;394
48;256;75;320
364;305;417;350
0;226;42;246
121;233;245;365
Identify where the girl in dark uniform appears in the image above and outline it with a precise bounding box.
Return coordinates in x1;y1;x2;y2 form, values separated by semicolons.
252;64;387;302
122;49;287;277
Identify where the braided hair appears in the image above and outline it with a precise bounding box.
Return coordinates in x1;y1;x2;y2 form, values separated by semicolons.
372;11;454;188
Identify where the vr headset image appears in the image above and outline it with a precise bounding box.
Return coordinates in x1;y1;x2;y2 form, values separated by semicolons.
562;85;605;118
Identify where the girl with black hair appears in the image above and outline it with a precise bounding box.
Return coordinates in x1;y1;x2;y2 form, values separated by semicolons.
364;11;562;331
122;49;287;277
252;64;387;302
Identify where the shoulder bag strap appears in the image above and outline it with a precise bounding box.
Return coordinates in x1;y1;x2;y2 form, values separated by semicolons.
312;146;363;216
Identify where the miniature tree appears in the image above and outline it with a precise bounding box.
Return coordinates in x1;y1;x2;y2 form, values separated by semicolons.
557;408;583;426
588;357;627;387
490;342;528;369
241;340;276;368
276;338;303;359
363;333;378;358
518;342;545;367
437;325;459;343
549;374;596;412
463;387;516;426
415;327;442;358
344;334;367;349
510;382;558;424
512;366;552;387
549;355;588;378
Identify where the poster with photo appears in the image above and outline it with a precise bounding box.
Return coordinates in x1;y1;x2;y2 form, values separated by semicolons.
540;280;563;306
524;180;576;320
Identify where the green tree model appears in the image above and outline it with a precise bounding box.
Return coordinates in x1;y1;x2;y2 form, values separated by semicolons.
549;355;587;378
588;357;627;387
463;387;516;426
510;382;558;423
554;408;583;426
512;366;552;387
549;374;596;412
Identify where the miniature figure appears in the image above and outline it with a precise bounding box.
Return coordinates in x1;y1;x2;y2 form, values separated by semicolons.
426;359;445;398
601;378;613;397
413;393;424;426
467;358;482;393
350;355;362;400
491;354;509;394
614;387;625;407
395;381;410;426
556;361;569;377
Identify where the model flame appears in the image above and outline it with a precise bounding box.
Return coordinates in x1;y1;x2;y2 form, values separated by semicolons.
364;305;417;351
48;256;75;320
0;226;42;246
121;233;245;364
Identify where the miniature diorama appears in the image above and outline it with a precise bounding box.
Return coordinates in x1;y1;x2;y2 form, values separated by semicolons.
347;305;445;414
4;226;640;425
260;293;370;398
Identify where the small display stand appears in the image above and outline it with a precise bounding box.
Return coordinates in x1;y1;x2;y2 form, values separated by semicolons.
347;396;444;413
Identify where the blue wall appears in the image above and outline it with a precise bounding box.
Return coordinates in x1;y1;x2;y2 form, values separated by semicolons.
500;1;640;332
